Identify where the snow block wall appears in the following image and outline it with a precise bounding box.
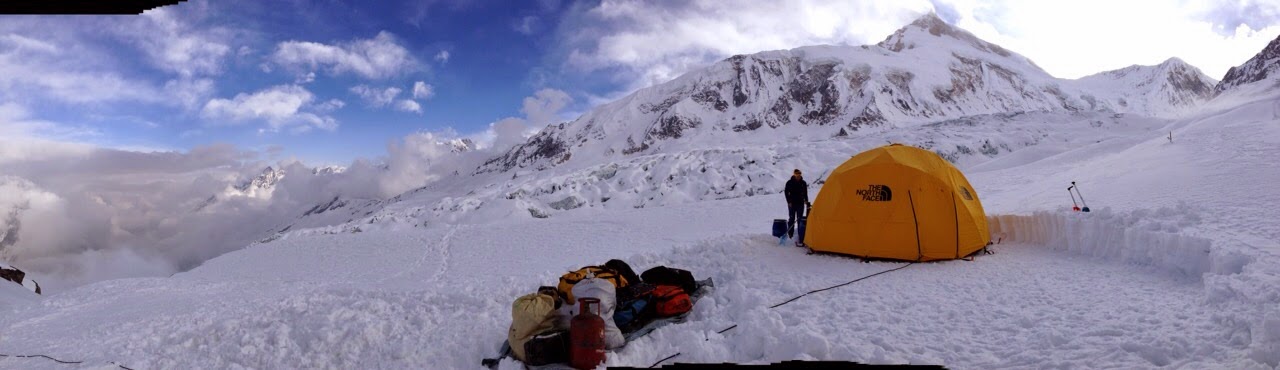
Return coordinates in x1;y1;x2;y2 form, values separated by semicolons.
988;209;1212;279
990;209;1280;367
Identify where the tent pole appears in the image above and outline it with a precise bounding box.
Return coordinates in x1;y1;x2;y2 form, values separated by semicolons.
953;190;960;259
908;190;922;260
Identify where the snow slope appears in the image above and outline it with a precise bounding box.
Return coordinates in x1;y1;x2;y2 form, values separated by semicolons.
3;13;1280;370
3;88;1280;368
0;185;1275;369
0;281;35;312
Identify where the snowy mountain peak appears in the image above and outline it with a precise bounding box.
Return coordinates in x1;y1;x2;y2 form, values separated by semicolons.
1161;57;1189;67
446;138;476;153
1216;34;1280;94
312;166;346;176
878;13;1025;65
1073;57;1215;117
237;166;286;192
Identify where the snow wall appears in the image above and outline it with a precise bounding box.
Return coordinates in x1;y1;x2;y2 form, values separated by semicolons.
987;209;1211;279
989;209;1280;366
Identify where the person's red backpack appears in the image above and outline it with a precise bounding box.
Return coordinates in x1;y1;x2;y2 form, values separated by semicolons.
650;285;692;317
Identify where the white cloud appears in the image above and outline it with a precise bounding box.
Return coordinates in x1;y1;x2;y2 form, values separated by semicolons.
0;9;238;110
296;71;317;84
395;99;423;113
0;45;164;104
314;99;346;112
561;0;934;91
412;81;435;100
935;0;1280;79
0;141;258;288
0;104;98;158
270;31;419;79
2;34;58;54
514;16;538;35
1194;0;1280;36
350;85;403;108
520;88;572;128
0;91;566;290
538;0;561;12
201;85;337;132
163;78;216;110
132;7;233;77
435;50;450;63
478;88;573;150
178;129;204;139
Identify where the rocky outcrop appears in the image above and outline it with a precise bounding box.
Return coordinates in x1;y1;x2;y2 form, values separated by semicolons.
237;166;285;192
1216;34;1280;94
481;128;572;172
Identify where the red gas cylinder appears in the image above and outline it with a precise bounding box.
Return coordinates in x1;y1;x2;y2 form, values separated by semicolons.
569;297;606;369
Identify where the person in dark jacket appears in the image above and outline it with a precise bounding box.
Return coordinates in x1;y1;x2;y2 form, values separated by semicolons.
783;169;809;238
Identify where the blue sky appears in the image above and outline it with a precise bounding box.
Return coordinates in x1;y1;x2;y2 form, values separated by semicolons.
3;0;579;164
2;0;1278;166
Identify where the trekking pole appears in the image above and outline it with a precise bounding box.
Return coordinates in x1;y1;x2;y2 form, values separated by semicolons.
1068;186;1080;212
1071;181;1090;212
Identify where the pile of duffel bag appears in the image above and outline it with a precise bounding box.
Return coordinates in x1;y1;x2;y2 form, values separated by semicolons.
505;259;700;366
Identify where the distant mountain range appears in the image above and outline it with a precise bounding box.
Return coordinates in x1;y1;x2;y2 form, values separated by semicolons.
480;13;1224;173
232;12;1280;239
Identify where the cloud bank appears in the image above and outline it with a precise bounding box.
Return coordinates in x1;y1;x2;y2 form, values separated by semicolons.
0;87;572;291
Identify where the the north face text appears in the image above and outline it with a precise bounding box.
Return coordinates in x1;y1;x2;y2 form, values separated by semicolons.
856;185;893;201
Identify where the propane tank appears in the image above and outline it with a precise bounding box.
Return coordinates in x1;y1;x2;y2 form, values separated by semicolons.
569;297;606;369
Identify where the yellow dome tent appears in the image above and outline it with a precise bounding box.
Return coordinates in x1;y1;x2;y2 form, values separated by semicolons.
804;144;990;261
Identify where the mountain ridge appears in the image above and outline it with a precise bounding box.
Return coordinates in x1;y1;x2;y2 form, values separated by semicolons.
1216;33;1280;94
478;13;1215;174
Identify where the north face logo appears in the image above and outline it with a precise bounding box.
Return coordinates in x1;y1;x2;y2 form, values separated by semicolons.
960;187;974;201
856;185;892;201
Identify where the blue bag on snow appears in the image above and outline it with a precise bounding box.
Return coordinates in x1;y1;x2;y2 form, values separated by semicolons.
613;298;649;332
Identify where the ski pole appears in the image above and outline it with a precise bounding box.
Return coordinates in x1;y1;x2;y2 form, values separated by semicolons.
1072;181;1090;212
1068;186;1080;211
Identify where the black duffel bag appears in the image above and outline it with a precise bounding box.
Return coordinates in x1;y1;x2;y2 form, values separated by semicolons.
640;266;696;295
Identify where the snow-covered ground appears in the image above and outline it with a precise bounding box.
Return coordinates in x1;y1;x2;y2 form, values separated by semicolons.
4;13;1280;368
2;87;1279;369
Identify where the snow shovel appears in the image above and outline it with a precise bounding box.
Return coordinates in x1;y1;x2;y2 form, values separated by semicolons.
1072;181;1091;212
1068;186;1081;212
795;202;811;248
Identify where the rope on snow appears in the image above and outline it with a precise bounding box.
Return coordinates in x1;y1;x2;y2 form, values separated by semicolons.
0;353;82;364
649;352;681;368
649;261;917;366
0;352;133;369
768;262;916;309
